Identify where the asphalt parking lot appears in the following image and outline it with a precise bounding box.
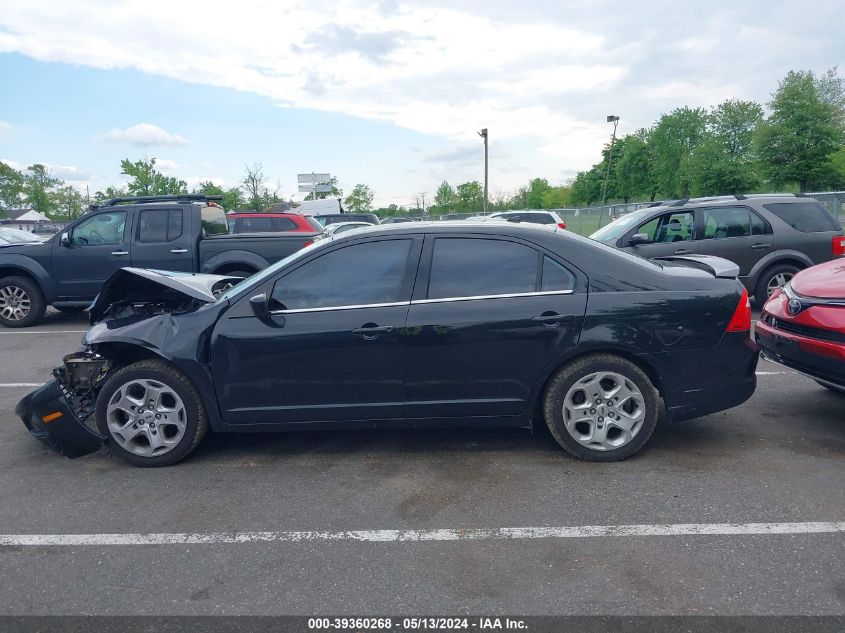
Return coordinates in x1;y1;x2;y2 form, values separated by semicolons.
0;310;843;616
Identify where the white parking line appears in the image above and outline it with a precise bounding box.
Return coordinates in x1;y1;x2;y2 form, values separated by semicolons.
0;521;841;546
0;383;44;387
0;330;86;334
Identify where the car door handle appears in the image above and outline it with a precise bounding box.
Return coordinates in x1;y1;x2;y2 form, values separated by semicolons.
111;251;129;256
351;324;394;340
170;248;188;254
674;248;691;254
751;243;771;250
531;313;574;326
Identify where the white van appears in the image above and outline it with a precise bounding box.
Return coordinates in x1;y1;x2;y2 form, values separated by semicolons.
291;198;343;216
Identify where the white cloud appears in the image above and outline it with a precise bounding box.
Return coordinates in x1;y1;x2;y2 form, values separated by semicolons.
1;158;22;170
153;158;185;173
0;120;12;136
101;123;189;146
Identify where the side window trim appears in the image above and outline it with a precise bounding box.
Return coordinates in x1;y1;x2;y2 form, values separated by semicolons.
700;205;764;240
411;289;574;305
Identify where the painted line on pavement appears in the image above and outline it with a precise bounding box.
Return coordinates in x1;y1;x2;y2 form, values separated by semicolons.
0;522;841;547
0;330;86;335
0;383;44;387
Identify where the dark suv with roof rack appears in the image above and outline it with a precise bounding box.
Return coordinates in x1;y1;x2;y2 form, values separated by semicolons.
591;194;844;306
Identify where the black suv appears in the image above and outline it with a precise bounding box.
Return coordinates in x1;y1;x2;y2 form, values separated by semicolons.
591;194;845;305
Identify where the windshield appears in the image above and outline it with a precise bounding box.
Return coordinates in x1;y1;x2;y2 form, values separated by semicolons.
590;208;658;242
215;240;321;302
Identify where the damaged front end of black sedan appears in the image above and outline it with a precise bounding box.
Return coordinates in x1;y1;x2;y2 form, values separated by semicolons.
15;268;240;458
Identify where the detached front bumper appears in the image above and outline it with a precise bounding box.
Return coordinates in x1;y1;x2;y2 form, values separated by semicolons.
15;380;105;458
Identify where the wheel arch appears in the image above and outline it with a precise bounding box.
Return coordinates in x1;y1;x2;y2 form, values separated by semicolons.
746;251;811;290
0;260;55;301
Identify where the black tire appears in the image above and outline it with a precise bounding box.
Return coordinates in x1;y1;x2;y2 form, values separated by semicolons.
754;264;800;307
816;381;845;395
543;353;660;462
0;275;46;328
213;270;254;296
95;359;208;467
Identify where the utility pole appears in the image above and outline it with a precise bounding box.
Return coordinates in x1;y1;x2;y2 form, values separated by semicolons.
600;115;620;227
478;128;488;213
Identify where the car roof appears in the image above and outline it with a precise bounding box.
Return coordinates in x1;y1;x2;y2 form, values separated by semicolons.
330;220;561;240
644;193;812;213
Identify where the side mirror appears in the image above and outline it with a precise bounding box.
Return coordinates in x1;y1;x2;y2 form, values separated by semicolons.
628;233;650;246
249;293;269;318
60;232;71;247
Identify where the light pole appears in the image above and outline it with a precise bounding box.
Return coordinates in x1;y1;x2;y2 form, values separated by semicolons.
600;115;620;226
478;128;488;213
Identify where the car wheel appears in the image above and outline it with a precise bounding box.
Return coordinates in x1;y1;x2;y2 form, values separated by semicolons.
0;276;46;328
543;354;660;461
816;381;845;395
754;264;799;306
95;359;208;467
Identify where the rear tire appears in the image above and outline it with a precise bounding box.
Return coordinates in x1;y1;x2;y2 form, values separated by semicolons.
0;275;46;328
754;264;800;307
543;354;660;461
95;359;208;467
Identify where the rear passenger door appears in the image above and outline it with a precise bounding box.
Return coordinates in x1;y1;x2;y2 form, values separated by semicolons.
131;207;194;271
403;235;588;419
693;206;773;275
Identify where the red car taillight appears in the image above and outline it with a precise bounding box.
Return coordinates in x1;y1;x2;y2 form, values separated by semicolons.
557;222;567;229
303;240;314;248
726;288;751;332
833;235;845;256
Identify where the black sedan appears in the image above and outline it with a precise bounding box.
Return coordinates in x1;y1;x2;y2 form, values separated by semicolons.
16;222;758;466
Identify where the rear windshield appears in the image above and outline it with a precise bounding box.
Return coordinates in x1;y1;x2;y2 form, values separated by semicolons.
201;205;229;235
763;202;841;233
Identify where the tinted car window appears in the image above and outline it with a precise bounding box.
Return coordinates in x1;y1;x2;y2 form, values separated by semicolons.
763;202;840;232
271;239;411;310
751;211;770;235
138;209;183;242
428;238;538;299
531;213;556;225
237;217;297;232
541;257;575;291
637;211;693;243
702;206;751;239
72;212;126;245
201;205;229;235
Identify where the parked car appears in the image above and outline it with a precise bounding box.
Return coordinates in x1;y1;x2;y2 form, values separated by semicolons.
755;259;845;394
591;194;845;306
314;213;380;226
319;222;377;239
490;210;567;229
381;217;422;223
0;195;317;327
17;222;756;467
0;228;44;244
227;212;324;235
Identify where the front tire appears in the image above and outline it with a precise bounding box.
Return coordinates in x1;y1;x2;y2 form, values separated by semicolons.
0;275;46;328
95;359;208;467
543;354;660;461
754;264;799;307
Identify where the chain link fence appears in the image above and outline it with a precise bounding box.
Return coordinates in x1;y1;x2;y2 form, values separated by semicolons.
806;191;845;224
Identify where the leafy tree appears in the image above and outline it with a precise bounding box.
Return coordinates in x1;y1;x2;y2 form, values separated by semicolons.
570;168;604;206
344;184;375;213
194;181;245;211
241;163;267;211
120;158;187;197
23;164;62;216
304;176;342;200
0;161;24;216
53;186;86;221
433;180;458;212
756;67;845;191
614;131;657;202
455;181;484;213
541;186;572;209
92;186;128;204
650;107;708;198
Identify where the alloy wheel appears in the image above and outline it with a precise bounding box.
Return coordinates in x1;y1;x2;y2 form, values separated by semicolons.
106;379;188;457
767;272;794;297
0;285;31;321
562;371;646;451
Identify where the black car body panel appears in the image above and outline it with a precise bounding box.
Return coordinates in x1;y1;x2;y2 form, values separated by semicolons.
17;222;758;458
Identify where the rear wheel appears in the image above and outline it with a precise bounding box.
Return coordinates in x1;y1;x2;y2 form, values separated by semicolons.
95;359;208;467
0;276;46;328
543;354;660;461
754;264;799;307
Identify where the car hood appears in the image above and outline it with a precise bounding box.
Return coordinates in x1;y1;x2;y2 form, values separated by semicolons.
0;242;46;251
791;259;845;299
88;267;242;323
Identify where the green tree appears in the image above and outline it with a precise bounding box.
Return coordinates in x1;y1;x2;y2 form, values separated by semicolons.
756;67;845;191
241;163;267;211
614;131;657;202
455;181;484;213
194;180;245;211
650;106;708;197
53;186;86;221
541;185;572;209
525;178;551;208
0;161;24;216
344;184;375;212
23;164;62;216
120;158;187;196
92;186;128;204
433;180;458;213
570;168;604;206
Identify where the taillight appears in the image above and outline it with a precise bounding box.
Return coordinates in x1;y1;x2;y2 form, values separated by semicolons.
726;288;751;332
833;235;845;256
557;222;567;230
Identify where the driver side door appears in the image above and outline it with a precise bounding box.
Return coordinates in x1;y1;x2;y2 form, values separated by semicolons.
52;210;133;300
625;210;696;259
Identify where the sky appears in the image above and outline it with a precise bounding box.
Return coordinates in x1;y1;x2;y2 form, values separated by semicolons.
0;0;842;207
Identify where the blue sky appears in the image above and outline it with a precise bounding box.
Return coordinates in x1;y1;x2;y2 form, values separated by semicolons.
0;0;842;207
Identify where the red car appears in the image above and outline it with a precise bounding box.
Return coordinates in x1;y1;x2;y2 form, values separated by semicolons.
227;213;324;234
755;258;845;394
